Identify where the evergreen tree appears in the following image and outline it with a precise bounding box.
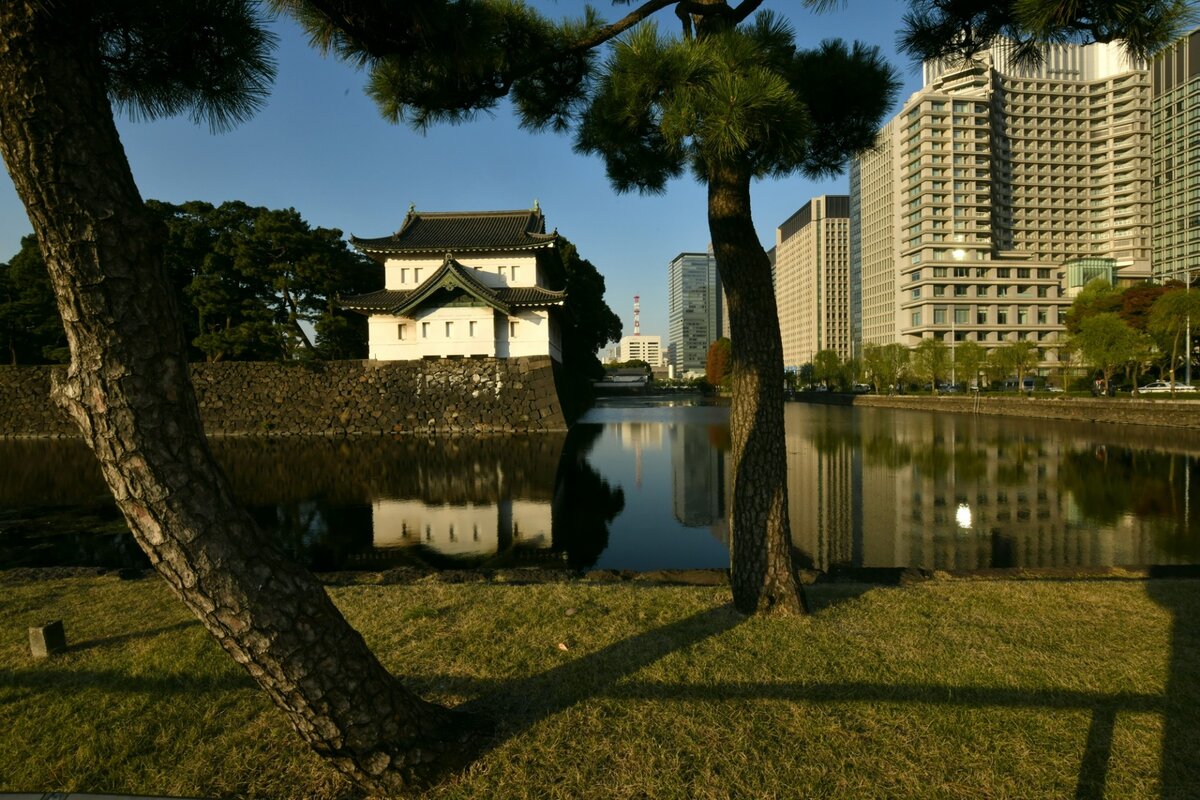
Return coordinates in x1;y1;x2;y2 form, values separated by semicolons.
0;235;67;364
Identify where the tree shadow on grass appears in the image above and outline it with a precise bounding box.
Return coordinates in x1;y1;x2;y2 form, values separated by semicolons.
67;619;198;653
454;602;746;743
423;579;1195;798
1147;576;1200;799
0;666;254;698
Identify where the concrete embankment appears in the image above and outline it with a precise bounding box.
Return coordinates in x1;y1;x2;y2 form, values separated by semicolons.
795;391;1200;429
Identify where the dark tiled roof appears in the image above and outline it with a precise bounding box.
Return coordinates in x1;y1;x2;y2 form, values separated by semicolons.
338;289;409;311
500;287;569;306
351;208;558;254
339;256;565;315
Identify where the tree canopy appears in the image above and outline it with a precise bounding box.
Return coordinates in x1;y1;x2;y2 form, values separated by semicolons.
0;201;382;363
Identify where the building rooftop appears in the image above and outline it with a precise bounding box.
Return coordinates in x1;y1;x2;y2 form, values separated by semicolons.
351;207;558;256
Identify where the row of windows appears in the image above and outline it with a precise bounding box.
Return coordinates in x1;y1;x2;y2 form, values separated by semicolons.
397;320;520;340
910;266;1053;280
911;307;1055;325
397;265;523;284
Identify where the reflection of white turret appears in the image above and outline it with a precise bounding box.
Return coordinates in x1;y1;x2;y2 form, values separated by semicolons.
372;499;552;557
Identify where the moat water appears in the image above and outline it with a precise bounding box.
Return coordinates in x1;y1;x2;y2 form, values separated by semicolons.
3;398;1199;573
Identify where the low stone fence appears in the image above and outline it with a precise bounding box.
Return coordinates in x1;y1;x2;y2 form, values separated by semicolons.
795;391;1200;429
0;357;568;438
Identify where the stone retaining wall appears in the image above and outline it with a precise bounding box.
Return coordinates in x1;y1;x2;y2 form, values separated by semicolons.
796;391;1200;429
0;357;568;438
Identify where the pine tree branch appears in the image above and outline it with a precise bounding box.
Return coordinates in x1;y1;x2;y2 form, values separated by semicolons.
729;0;765;24
567;0;678;51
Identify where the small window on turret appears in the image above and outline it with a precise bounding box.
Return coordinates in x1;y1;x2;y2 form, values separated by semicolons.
511;266;519;282
397;324;406;340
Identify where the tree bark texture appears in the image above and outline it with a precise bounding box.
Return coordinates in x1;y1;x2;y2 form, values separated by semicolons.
0;4;470;791
707;161;806;615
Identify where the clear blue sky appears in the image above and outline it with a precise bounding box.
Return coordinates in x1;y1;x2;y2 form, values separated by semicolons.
0;1;924;344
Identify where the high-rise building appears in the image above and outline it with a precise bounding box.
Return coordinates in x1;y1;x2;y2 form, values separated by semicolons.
851;39;1151;364
774;195;852;369
667;251;725;374
1152;28;1200;283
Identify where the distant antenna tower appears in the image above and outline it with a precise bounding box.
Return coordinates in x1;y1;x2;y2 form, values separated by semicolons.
633;295;641;336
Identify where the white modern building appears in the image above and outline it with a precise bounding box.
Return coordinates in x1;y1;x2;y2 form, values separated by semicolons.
619;334;663;366
342;206;567;361
851;39;1152;365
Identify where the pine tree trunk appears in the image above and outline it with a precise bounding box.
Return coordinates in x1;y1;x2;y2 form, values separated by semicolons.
707;161;806;615
0;4;473;791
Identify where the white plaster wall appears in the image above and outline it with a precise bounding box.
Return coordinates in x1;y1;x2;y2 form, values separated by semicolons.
369;308;500;359
383;257;442;290
384;253;541;290
368;314;421;361
495;309;556;360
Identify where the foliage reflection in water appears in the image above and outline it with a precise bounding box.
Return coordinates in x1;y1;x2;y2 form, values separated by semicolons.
1;398;1199;572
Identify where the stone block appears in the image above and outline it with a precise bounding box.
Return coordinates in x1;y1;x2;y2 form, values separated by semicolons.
29;620;66;658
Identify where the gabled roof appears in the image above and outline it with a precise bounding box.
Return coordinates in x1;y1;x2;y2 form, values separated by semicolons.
351;207;558;255
339;255;566;316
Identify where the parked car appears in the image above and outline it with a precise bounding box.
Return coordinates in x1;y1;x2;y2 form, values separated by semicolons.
1137;380;1197;394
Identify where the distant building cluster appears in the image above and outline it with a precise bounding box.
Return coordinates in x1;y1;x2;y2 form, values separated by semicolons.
344;31;1200;379
761;32;1198;372
653;31;1200;377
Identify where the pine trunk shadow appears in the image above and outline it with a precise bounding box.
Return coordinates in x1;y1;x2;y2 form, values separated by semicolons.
446;604;745;763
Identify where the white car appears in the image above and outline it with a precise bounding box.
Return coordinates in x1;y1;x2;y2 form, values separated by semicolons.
1138;380;1197;394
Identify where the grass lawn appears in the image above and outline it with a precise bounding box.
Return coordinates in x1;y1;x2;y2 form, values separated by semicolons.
1;571;1198;799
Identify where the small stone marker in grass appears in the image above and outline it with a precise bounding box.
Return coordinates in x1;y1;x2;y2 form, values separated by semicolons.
29;619;66;658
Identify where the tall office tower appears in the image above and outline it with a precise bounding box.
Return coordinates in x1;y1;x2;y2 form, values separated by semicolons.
851;118;899;349
774;195;852;369
1152;28;1200;283
667;251;725;374
851;40;1150;359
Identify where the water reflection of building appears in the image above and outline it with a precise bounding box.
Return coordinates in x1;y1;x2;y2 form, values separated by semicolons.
783;405;1195;571
372;499;552;558
786;408;866;571
670;423;725;528
854;409;1180;570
